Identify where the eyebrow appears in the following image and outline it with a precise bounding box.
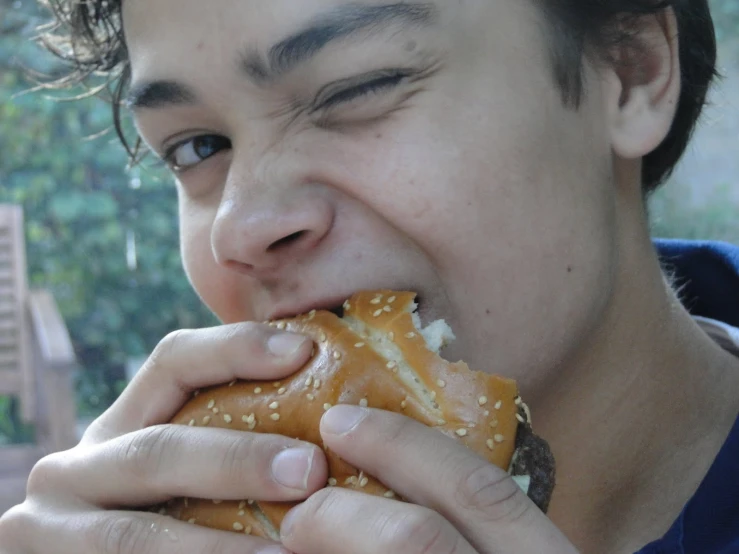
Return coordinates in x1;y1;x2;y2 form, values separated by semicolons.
126;2;436;110
242;2;437;83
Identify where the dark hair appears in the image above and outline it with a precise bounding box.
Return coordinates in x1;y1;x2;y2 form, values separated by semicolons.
36;0;718;192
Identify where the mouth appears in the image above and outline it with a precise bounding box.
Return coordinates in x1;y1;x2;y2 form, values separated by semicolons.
268;292;423;322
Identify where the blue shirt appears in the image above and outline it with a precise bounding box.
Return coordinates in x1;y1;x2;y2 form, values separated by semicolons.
636;239;739;554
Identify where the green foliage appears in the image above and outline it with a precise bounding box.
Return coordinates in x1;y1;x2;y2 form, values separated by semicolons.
649;181;739;244
0;1;216;436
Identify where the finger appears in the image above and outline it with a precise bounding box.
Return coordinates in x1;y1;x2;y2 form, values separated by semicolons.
85;323;312;442
6;502;290;554
319;406;577;554
28;425;327;507
280;487;476;554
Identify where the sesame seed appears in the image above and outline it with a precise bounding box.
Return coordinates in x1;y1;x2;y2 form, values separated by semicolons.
188;518;197;524
478;396;488;406
306;393;315;401
239;501;246;509
270;413;281;421
273;382;282;388
489;420;498;428
495;400;503;410
248;499;255;505
233;522;245;531
276;322;286;330
238;509;245;516
343;301;351;311
359;477;369;487
430;391;437;400
456;429;468;437
202;416;211;425
494;434;505;443
401;400;407;409
345;476;358;485
212;407;219;414
184;498;189;507
158;507;167;515
193;390;200;397
437;379;447;388
207;399;216;409
328;478;338;486
405;332;416;338
313;379;321;389
388;296;396;303
393;367;399;374
324;403;332;411
516;413;526;423
386;361;397;369
359;398;369;408
305;376;313;387
383;305;392;313
228;380;237;387
213;499;222;504
319;332;327;343
373;309;383;317
355;342;365;348
486;439;495;450
437;419;447;425
484;410;490;417
223;414;233;424
309;309;317;317
278;387;287;394
254;387;262;394
244;526;252;535
269;401;279;410
384;490;396;498
370;297;382;305
333;351;341;360
515;396;523;406
188;419;196;426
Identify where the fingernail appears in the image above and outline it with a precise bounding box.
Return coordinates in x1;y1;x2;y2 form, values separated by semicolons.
271;448;315;489
267;332;308;357
322;405;368;436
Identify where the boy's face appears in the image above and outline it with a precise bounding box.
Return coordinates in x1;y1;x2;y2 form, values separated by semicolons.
125;0;620;393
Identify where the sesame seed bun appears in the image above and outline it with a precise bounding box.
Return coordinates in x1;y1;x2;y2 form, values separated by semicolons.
155;290;555;540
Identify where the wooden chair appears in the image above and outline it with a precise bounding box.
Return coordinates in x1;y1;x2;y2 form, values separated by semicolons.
0;204;78;514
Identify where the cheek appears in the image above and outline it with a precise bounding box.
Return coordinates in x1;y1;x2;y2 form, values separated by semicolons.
179;204;248;323
350;74;617;392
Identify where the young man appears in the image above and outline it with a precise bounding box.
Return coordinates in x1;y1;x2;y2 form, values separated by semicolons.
1;1;738;553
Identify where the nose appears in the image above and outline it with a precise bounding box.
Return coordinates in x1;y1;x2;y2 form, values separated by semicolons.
211;186;334;278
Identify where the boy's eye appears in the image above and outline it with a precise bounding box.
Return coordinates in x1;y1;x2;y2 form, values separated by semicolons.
311;69;411;112
164;135;232;171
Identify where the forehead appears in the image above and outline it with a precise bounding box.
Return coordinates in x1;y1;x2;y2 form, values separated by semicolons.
123;0;453;88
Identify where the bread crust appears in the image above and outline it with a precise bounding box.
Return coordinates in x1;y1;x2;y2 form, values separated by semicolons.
159;291;525;539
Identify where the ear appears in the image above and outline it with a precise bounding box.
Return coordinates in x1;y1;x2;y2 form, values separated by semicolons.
603;9;681;160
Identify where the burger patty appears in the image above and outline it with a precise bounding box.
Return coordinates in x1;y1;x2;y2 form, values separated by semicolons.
510;422;557;513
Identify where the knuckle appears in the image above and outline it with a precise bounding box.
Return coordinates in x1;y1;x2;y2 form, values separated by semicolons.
0;504;33;547
394;508;462;554
302;488;339;527
92;515;159;554
217;433;262;487
25;451;66;496
455;461;527;523
117;424;182;486
150;329;190;367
